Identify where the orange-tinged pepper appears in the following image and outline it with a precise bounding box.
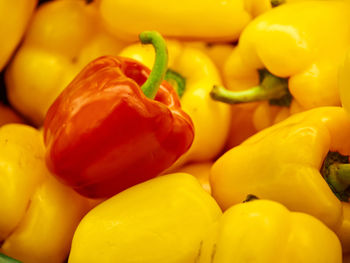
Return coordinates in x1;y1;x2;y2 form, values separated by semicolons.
0;0;37;70
210;107;350;252
5;0;127;126
0;103;24;126
0;124;96;263
226;103;258;148
211;1;350;143
344;253;350;263
174;162;213;194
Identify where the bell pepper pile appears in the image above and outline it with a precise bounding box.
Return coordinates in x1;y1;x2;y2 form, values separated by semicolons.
2;0;350;262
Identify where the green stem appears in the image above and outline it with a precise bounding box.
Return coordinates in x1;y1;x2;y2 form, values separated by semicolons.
139;31;168;99
0;254;21;263
328;163;350;192
337;164;350;183
321;151;350;201
210;70;289;105
164;69;186;98
271;0;286;7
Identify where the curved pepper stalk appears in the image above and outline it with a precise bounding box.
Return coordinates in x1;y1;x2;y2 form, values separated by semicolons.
210;69;291;107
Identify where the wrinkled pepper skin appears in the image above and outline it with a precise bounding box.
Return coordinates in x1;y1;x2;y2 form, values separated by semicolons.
0;124;47;241
210;107;350;251
0;0;37;70
220;1;350;135
44;55;194;198
98;0;272;42
68;173;222;263
198;199;342;263
5;0;127;126
0;124;94;263
119;41;230;169
1;176;94;263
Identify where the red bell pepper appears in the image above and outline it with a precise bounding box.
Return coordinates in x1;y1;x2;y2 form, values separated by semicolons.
43;31;194;198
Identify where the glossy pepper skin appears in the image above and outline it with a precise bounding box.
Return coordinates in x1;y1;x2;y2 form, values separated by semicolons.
0;0;37;70
44;32;194;198
210;107;350;252
184;42;235;77
198;199;342;263
98;0;272;42
68;173;221;263
5;0;127;126
119;40;230;169
0;124;95;263
211;1;350;142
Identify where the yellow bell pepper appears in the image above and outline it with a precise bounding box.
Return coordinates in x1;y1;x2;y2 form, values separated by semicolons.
210;106;350;252
174;162;213;194
0;124;47;241
0;0;37;71
182;42;235;78
198;199;342;263
119;41;231;169
5;0;127;126
211;1;350;135
68;173;222;263
98;0;272;42
0;124;96;263
183;43;256;147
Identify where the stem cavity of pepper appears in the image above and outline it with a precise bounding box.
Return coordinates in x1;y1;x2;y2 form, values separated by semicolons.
164;69;186;98
139;31;168;100
271;0;286;7
321;151;350;202
243;194;259;203
210;69;291;107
